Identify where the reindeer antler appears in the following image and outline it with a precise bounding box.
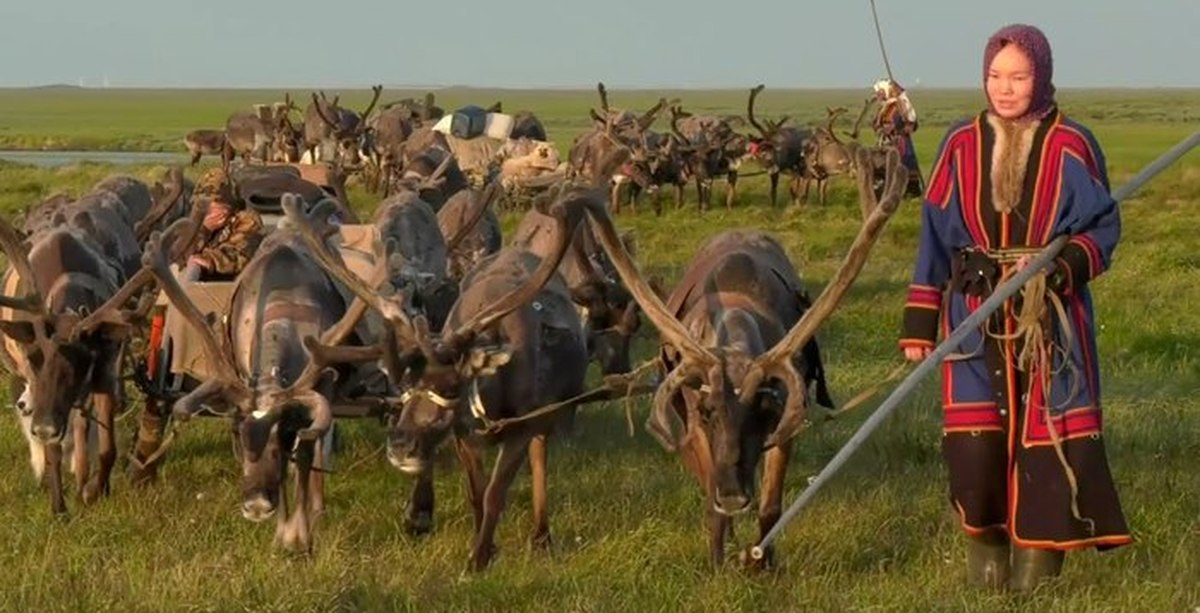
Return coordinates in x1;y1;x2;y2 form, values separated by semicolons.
312;93;344;132
143;218;253;416
135;166;185;241
597;82;612;114
741;148;908;448
824;107;848;144
444;180;502;254
360;85;383;122
849;97;873;141
747;84;772;138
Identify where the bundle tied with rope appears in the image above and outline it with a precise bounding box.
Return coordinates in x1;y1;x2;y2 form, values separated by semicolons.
960;245;1091;532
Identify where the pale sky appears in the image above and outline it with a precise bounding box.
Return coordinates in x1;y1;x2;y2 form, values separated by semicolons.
0;0;1196;89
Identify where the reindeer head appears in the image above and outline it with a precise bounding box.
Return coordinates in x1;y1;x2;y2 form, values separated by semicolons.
311;85;383;168
569;228;644;376
743;85;794;168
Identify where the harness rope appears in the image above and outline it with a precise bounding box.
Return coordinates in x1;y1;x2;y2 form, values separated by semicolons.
471;357;660;436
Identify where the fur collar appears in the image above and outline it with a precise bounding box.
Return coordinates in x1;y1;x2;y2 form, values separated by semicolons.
986;113;1039;213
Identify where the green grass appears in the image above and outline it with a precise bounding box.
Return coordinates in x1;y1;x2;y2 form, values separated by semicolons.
0;89;1197;611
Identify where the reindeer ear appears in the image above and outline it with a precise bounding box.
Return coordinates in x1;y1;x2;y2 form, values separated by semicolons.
0;320;37;344
459;346;511;378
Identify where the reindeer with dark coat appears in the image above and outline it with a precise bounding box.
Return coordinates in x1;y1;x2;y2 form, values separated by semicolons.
579;150;908;569
668;105;748;211
145;199;383;553
744;85;813;207
0;185;191;513
288;162;625;570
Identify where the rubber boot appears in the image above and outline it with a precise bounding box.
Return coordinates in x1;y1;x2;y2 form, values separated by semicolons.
1010;546;1065;592
966;532;1010;589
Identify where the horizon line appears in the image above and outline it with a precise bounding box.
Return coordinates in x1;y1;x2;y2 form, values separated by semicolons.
6;83;1200;92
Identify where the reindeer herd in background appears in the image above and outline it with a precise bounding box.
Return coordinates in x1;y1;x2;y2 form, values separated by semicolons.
185;83;892;213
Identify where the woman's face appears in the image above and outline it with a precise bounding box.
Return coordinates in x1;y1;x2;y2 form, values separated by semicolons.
986;43;1034;120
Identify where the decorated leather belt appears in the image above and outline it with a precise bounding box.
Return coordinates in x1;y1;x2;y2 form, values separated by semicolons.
950;246;1042;297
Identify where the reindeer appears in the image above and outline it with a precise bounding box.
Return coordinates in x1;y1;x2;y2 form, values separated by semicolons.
744;85;811;207
145;198;385;553
224;97;302;166
568;83;670;213
387;146;470;211
577;149;909;569
797;106;858;206
511;208;642;378
437;181;504;282
361;105;416;193
183;129;226;166
0;186;193;513
287;154;628;571
669;105;747;211
304;85;383;167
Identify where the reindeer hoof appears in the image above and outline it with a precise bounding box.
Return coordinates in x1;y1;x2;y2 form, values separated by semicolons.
531;531;553;552
404;511;433;537
738;546;776;572
275;529;313;555
128;466;159;488
128;453;162;487
466;543;498;572
80;479;108;505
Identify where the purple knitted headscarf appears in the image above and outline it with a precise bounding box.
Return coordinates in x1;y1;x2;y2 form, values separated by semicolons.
983;24;1056;121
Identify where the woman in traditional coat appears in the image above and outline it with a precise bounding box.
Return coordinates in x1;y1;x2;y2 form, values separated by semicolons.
898;24;1131;591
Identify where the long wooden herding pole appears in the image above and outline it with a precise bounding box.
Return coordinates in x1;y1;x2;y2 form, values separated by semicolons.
751;129;1200;560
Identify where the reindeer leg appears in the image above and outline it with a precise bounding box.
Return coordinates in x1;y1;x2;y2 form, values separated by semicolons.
743;440;791;571
71;408;89;496
45;442;66;515
725;171;738;210
707;492;732;570
130;395;168;486
529;434;551;551
405;468;436;536
454;436;486;533
769;172;780;207
468;433;532;572
277;442;314;554
81;391;117;504
609;182;622;215
308;433;327;517
680;426;727;569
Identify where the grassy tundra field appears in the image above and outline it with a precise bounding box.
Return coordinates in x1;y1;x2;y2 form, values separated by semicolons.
0;87;1197;611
